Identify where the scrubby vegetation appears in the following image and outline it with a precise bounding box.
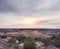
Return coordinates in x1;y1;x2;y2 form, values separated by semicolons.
0;34;60;49
53;37;60;47
16;35;26;42
24;37;36;49
35;36;60;47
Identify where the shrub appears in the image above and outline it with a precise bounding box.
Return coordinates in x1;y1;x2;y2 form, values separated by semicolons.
53;37;60;47
24;37;36;49
16;35;26;42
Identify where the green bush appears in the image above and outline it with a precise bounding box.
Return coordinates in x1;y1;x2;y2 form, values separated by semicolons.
53;37;60;47
16;35;26;42
14;45;19;49
8;36;16;45
24;37;36;49
35;37;53;46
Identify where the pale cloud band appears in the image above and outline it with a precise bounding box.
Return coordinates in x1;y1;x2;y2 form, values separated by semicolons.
0;0;60;28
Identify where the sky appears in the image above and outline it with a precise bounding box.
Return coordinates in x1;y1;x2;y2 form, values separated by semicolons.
0;0;60;28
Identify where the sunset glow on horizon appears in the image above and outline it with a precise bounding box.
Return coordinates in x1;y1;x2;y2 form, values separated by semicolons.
21;18;37;25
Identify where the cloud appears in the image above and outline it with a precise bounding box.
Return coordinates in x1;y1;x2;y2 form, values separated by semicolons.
0;0;16;12
0;14;60;28
0;0;60;28
0;0;60;15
